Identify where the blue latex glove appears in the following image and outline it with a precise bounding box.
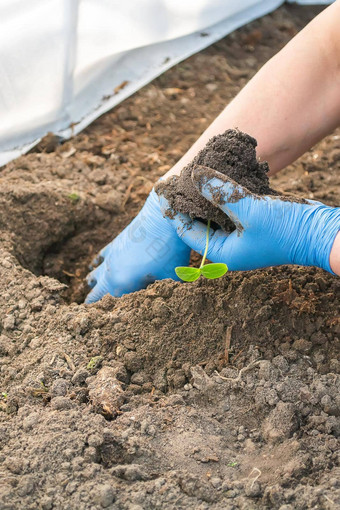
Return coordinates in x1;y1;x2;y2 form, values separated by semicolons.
159;166;340;274
85;189;191;303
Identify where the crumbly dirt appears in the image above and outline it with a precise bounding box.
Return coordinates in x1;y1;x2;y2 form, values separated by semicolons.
0;4;340;510
156;129;279;231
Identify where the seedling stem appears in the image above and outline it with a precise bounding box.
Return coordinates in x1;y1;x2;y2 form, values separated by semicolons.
199;219;211;269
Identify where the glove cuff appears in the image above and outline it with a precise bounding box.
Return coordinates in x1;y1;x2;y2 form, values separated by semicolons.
306;206;340;274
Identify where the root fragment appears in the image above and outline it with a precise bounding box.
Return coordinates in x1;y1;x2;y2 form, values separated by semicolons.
248;467;262;488
224;325;233;364
214;359;262;383
60;351;76;372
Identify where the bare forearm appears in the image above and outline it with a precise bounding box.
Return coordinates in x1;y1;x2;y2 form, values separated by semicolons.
164;1;340;178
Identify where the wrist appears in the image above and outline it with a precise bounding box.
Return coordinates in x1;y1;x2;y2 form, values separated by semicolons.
143;188;164;223
330;231;340;276
301;205;340;274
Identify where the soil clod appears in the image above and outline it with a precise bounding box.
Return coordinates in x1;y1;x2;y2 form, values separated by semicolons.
156;128;278;231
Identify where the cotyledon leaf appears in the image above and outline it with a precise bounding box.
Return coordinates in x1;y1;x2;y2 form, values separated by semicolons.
175;266;201;282
200;263;228;279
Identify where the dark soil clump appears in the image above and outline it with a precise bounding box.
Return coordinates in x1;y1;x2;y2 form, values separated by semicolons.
156;129;279;231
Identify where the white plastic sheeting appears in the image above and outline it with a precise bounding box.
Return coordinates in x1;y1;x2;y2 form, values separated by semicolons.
0;0;332;166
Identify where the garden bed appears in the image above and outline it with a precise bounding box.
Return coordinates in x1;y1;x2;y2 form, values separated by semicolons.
0;4;339;509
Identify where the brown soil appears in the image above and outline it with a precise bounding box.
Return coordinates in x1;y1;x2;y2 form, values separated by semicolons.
156;129;278;231
0;4;339;510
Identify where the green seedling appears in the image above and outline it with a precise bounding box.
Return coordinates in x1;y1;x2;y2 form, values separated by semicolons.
175;220;228;282
1;392;8;400
227;461;238;467
87;356;103;371
68;192;80;203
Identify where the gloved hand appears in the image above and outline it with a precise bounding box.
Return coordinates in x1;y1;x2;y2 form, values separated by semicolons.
85;189;191;303
159;166;340;274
